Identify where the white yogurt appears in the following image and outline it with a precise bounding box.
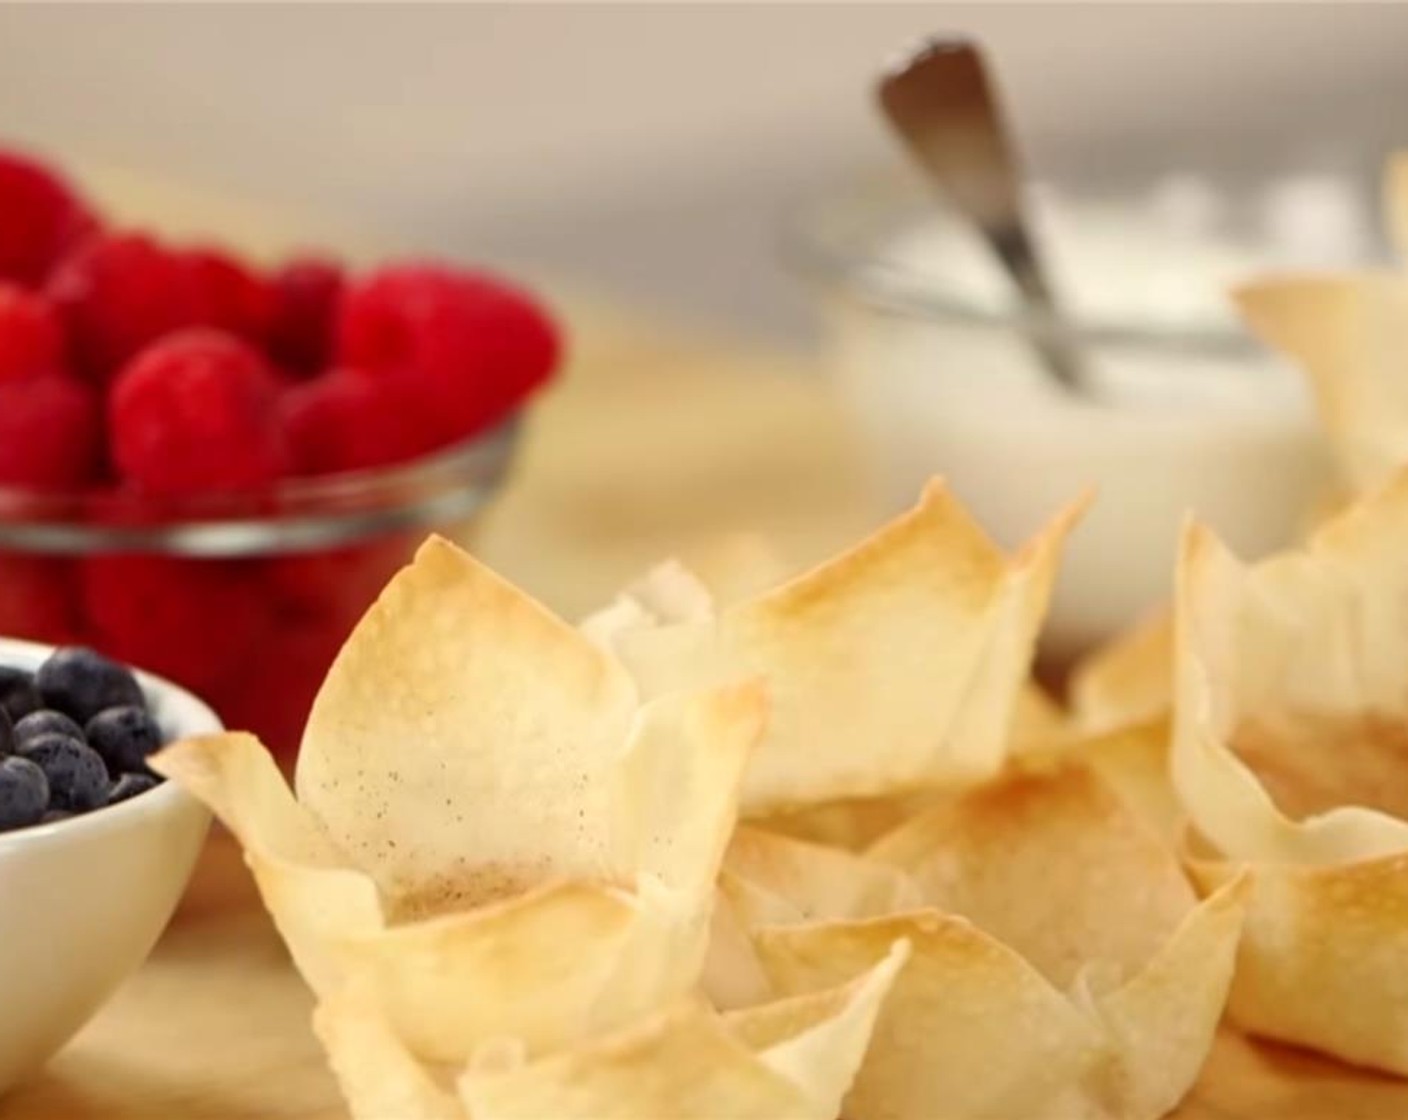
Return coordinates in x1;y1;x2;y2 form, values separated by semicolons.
821;183;1347;656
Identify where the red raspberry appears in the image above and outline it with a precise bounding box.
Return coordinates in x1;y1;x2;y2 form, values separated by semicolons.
47;232;197;382
80;554;276;691
0;285;65;384
109;329;288;495
336;264;559;436
216;623;345;753
266;536;409;622
0;376;101;488
0;149;98;287
181;247;274;344
0;555;84;646
280;367;447;475
268;256;343;374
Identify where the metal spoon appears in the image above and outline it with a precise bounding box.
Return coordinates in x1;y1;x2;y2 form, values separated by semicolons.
878;37;1087;392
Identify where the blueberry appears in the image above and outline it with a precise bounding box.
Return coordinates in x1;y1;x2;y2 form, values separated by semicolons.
0;707;11;757
36;647;145;725
14;709;85;752
0;667;41;722
107;772;158;805
40;809;72;824
19;733;107;812
0;755;48;831
85;706;163;777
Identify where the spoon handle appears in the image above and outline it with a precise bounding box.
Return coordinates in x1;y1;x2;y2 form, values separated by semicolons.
878;38;1086;392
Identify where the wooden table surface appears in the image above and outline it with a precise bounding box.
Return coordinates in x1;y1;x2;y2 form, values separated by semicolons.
1;278;1404;1117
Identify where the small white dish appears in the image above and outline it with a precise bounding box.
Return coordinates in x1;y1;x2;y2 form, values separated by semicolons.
0;637;216;1093
787;176;1357;658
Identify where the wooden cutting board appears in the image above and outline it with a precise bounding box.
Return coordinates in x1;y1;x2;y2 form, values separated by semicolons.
2;300;1405;1120
5;829;1407;1120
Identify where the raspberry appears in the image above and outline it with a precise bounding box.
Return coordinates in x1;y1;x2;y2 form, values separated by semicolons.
268;256;343;374
216;623;344;753
47;232;197;382
80;554;276;691
280;367;447;475
181;247;273;344
0;149;98;287
336;264;559;436
0;285;65;384
0;376;101;488
109;329;288;495
266;536;409;622
0;555;83;647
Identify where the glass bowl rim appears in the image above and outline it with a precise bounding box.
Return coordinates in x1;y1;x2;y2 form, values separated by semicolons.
778;172;1277;359
0;415;521;556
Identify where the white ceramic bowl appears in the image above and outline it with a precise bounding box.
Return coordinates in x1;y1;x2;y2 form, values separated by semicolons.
0;637;216;1093
788;177;1350;659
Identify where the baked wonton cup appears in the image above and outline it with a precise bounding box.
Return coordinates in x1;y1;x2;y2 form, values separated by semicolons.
1059;612;1183;846
587;478;1087;816
582;478;1084;858
154;536;766;1066
1235;152;1408;495
719;765;1247;1120
1069;609;1173;735
316;940;909;1120
1174;468;1408;1072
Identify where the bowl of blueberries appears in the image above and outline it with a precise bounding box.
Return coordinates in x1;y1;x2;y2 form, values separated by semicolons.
0;640;216;1092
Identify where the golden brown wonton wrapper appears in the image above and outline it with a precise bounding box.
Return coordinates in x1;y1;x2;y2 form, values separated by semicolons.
167;476;1256;1116
315;942;909;1120
587;479;1085;816
155;536;766;1065
1174;468;1408;1071
751;638;1171;856
1234;152;1408;494
1069;609;1174;734
582;483;1084;865
1059;614;1182;844
721;765;1246;1120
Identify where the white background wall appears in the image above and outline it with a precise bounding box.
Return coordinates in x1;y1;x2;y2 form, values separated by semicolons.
3;4;1407;337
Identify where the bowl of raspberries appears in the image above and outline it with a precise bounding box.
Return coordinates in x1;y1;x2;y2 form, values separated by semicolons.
0;146;560;754
0;638;217;1091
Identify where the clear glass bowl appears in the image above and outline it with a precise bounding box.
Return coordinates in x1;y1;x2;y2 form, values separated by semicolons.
0;418;519;753
785;173;1360;663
